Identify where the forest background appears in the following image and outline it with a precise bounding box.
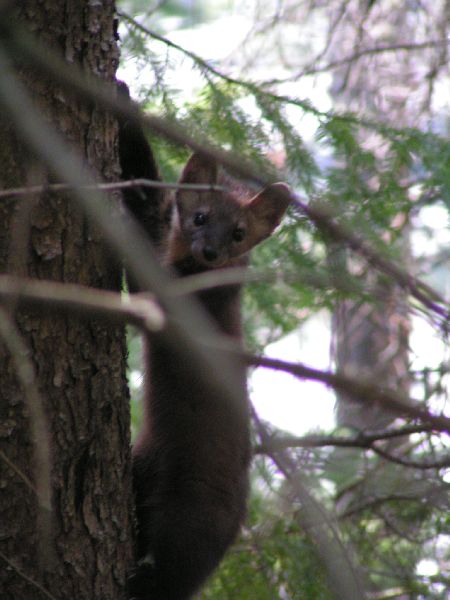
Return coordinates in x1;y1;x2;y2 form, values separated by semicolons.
0;0;448;599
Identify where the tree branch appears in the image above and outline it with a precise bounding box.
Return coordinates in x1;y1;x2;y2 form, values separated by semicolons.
257;424;449;469
0;551;57;600
291;198;449;327
0;178;226;200
246;354;450;432
256;423;436;453
265;40;450;84
370;445;450;470
0;275;165;331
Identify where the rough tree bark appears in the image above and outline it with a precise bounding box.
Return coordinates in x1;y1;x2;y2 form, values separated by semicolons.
0;2;133;599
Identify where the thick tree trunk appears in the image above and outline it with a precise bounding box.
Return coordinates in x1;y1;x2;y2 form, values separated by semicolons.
0;3;133;599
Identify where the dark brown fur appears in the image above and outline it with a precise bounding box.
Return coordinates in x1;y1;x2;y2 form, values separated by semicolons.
118;85;289;599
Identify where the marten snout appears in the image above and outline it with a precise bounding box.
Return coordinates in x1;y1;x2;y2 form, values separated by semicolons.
190;238;226;266
202;246;219;262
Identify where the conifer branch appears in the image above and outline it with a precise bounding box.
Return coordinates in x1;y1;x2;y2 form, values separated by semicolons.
119;10;448;139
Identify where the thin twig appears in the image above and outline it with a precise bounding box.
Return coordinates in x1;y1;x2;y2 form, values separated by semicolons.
246;353;450;432
370;445;450;470
0;178;227;200
0;550;57;600
0;449;37;494
257;425;449;469
257;423;436;453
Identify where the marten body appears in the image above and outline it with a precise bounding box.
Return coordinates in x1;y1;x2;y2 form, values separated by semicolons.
118;83;289;599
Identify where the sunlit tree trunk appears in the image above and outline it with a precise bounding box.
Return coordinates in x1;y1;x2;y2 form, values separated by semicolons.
333;261;411;430
0;3;133;599
329;4;414;432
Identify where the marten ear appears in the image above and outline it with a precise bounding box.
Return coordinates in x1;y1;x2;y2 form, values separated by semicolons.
246;182;291;246
179;153;218;185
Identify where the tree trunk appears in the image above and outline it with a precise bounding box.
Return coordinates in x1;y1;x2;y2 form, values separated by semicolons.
0;3;133;599
328;4;414;432
333;263;410;430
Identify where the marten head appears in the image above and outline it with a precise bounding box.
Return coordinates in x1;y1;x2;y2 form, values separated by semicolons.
166;153;290;269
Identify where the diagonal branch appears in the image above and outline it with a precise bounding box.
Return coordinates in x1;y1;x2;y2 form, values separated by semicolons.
288;40;450;80
0;551;57;600
370;445;450;470
257;425;449;469
257;423;436;453
246;354;450;432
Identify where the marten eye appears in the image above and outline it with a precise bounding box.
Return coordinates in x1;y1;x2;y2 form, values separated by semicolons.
232;227;246;242
193;212;207;226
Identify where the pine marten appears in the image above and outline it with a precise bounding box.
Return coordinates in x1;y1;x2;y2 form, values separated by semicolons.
118;83;290;600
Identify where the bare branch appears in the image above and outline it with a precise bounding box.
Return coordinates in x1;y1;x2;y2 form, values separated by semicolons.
0;551;57;600
256;423;436;452
247;353;450;432
0;449;37;494
0;178;227;200
167;264;364;297
0;275;165;331
370;445;450;470
257;424;449;470
265;40;450;84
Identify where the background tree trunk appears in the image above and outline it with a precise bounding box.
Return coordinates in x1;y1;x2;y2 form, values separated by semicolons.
329;4;414;432
0;3;133;599
327;2;419;525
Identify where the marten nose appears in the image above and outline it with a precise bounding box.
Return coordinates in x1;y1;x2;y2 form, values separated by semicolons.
203;246;218;262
